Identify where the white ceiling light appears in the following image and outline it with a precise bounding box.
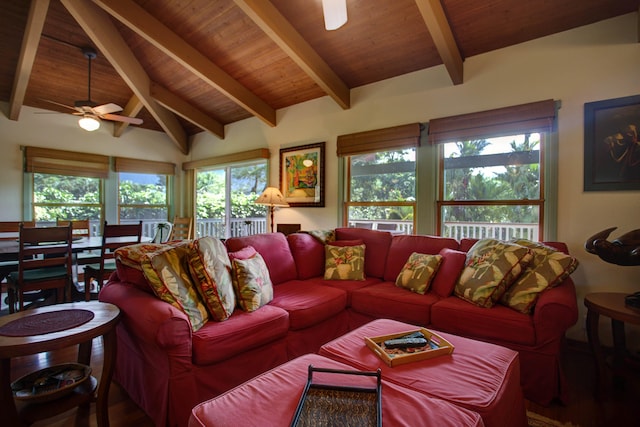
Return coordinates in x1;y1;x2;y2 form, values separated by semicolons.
322;0;347;30
78;115;100;131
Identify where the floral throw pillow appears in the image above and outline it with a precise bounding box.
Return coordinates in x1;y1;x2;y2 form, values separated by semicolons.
395;252;443;295
141;244;209;332
455;239;533;308
188;236;235;322
500;239;579;314
231;252;273;312
324;244;365;280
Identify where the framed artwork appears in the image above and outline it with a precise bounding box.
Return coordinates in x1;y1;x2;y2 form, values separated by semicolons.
280;142;325;207
584;95;640;191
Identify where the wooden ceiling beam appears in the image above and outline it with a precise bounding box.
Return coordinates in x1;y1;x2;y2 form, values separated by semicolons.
93;0;277;127
61;0;188;154
414;0;464;85
8;0;50;121
233;0;350;110
113;94;143;137
151;82;225;139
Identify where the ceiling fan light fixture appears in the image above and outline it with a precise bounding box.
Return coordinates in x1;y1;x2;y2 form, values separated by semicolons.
78;115;100;131
322;0;347;30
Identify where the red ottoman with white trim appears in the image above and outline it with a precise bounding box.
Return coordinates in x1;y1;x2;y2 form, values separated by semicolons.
319;319;527;427
189;353;483;427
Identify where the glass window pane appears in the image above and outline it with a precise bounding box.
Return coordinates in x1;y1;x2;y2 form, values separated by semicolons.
119;173;167;205
442;134;540;201
33;173;101;221
349;149;415;202
441;205;539;240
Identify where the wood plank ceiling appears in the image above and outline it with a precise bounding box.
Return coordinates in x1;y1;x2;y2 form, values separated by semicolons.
1;0;638;154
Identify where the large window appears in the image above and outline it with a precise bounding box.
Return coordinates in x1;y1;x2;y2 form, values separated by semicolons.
33;173;102;224
345;149;416;233
430;100;557;241
339;124;421;234
195;160;268;239
118;172;169;221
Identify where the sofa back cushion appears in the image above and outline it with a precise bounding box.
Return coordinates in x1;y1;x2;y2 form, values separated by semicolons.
384;234;459;282
287;233;325;279
335;228;392;279
225;233;297;285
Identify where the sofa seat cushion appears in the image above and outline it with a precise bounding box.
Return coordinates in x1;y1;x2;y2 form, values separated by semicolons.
270;280;347;330
431;296;536;346
192;304;289;365
319;277;381;306
350;281;440;326
225;233;297;285
335;228;392;279
384;234;458;281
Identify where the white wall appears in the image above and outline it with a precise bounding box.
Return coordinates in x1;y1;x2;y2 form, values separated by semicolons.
1;13;639;346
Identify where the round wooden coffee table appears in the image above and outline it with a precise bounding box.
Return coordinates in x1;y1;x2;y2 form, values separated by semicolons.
0;301;120;427
584;292;640;395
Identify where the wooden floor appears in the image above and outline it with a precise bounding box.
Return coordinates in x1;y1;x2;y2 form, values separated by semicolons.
5;338;638;426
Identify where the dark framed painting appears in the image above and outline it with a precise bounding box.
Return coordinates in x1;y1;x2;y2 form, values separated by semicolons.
584;95;640;191
280;142;325;207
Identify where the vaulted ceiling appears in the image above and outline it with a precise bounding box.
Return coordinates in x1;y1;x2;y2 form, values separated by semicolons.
1;0;638;154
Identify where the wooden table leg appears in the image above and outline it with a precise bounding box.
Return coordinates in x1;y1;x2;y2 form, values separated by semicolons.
96;327;117;427
586;308;606;396
1;358;21;426
611;319;627;388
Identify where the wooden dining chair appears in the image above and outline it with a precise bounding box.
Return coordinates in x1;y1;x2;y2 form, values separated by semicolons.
83;221;142;301
56;219;91;237
0;221;36;283
169;216;193;240
6;223;73;313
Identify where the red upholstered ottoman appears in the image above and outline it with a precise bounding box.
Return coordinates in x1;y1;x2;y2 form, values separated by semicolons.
189;353;483;427
319;319;527;427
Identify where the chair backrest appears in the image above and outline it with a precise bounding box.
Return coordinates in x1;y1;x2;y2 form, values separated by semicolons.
170;216;193;240
17;223;73;281
57;219;91;237
0;221;35;241
99;220;143;256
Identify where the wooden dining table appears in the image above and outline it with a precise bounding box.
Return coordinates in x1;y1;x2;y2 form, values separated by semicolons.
0;236;148;258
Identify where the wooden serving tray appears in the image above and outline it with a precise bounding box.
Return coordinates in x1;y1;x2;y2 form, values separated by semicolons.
364;328;454;367
11;363;92;404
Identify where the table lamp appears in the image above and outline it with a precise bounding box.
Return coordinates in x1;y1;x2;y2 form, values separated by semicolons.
255;187;289;233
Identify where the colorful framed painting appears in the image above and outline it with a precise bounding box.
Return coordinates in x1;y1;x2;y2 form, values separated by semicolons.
584;95;640;191
280;142;325;207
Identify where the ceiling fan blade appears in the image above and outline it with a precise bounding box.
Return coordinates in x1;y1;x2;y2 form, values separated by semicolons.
92;103;123;115
41;99;81;112
101;113;143;125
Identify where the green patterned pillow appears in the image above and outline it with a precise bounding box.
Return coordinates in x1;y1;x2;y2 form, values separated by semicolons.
500;240;579;313
304;229;336;244
455;239;533;308
324;244;365;280
116;243;174;270
395;252;443;295
141;244;209;332
231;253;273;312
188;236;235;321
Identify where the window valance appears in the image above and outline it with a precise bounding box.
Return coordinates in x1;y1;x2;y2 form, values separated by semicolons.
427;99;556;145
23;146;110;178
336;123;421;157
182;148;270;170
114;157;175;175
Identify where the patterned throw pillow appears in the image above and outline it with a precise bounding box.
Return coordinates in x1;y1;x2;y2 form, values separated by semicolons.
141;245;209;332
116;243;174;270
324;243;365;280
395;252;443;295
231;252;274;312
455;239;533;308
500;239;579;314
304;229;336;244
188;236;235;321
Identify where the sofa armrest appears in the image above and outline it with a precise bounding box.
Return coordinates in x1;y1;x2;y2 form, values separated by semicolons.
532;277;579;344
99;281;193;351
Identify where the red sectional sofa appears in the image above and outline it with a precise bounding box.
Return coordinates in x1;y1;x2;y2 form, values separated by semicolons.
99;228;578;427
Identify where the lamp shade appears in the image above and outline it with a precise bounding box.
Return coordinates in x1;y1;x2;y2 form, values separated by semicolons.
322;0;347;30
255;187;289;207
78;115;100;131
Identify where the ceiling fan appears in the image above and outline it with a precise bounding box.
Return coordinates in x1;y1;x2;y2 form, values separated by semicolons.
44;47;143;131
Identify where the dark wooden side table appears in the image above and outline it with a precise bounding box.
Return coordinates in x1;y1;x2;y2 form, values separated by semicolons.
0;301;120;427
584;292;640;395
